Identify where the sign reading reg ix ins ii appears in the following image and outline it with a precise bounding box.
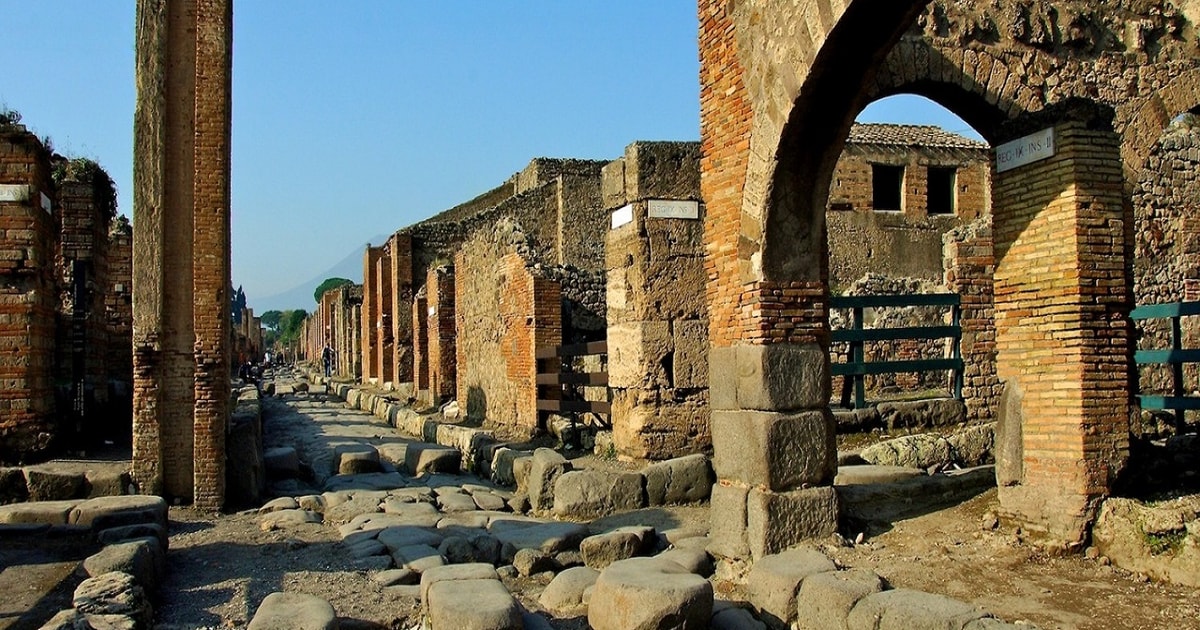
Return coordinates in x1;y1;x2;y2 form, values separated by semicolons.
995;127;1055;173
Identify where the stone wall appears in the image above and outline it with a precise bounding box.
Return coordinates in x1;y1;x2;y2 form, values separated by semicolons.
455;221;564;435
0;128;57;463
105;218;133;440
944;218;1000;426
424;266;455;406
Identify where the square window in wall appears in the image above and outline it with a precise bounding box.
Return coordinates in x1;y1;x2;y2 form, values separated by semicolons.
927;166;957;215
871;164;904;211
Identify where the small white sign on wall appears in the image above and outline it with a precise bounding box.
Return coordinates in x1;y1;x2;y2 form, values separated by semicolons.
647;199;700;219
40;192;52;214
995;127;1055;173
611;204;633;229
0;184;30;202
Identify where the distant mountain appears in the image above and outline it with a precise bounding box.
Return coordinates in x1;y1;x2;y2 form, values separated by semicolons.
252;233;389;313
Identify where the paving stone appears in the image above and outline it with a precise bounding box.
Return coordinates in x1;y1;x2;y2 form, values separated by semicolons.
259;509;321;531
834;465;925;485
347;538;387;559
392;543;446;573
553;549;584;569
643;454;714;506
297;494;325;512
656;547;713;576
436;511;493;529
492;521;588;556
581;528;649;569
552;470;645;519
0;500;79;525
71;495;168;530
748;547;837;629
471;491;509;511
439;533;502;565
588;557;714;630
263;446;301;479
712;606;768;630
795;568;884;630
338;513;424;538
527;448;571;512
521;611;556;630
437;492;479;513
377;526;444;552
513;548;556;577
845;589;989;630
258;496;299;513
426;578;522;630
376;443;409;469
82;538;164;588
388;487;435;503
406;443;462;475
538;566;599;615
97;523;169;551
489;448;525;486
73;572;152;628
859;433;954;470
378;500;442;527
373;568;419;586
419;563;500;602
385;584;422;600
247;591;337;630
353;555;394;571
323;472;408;493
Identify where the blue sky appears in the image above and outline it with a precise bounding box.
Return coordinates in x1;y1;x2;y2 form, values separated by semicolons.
0;1;977;311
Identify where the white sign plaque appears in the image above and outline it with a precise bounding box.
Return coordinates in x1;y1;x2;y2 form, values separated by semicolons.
648;199;700;220
0;184;30;202
611;204;633;229
40;192;52;214
995;127;1054;173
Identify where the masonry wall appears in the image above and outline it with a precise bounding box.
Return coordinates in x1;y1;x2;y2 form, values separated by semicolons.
425;267;455;405
388;233;413;384
361;246;382;382
0;129;57;462
105;219;133;440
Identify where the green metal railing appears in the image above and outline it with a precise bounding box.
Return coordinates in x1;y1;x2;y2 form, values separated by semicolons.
1130;301;1200;429
831;293;963;409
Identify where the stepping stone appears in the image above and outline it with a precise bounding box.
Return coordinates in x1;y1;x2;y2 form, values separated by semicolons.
377;443;409;469
392;543;446;573
588;557;714;630
425;578;521;630
419;563;500;602
406;443;462;475
73;571;153;628
72;495;168;530
0;500;79;525
795;568;884;630
337;446;383;476
83;537;165;587
527;449;570;512
247;592;337;630
539;566;599;615
552;470;645;519
845;589;989;630
748;548;837;629
643;454;714;506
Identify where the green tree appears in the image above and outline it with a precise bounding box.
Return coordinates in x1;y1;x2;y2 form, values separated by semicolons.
261;310;283;331
313;277;353;303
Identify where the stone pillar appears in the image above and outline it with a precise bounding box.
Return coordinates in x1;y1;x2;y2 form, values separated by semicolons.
389;233;414;384
604;142;710;461
362;246;382;383
376;247;394;385
943;219;999;424
992;111;1131;546
413;288;430;397
426;266;456;405
133;0;232;508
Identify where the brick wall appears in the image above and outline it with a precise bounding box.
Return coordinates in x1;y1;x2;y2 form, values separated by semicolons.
0;129;57;462
426;267;455;405
388;233;413;384
376;247;394;384
412;288;429;393
105;218;133;440
944;219;999;424
361;245;382;382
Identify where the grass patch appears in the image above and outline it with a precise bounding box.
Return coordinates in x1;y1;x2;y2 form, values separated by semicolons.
1142;528;1187;555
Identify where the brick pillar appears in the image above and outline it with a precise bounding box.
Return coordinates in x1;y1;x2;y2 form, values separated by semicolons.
133;0;232;509
390;233;414;384
362;246;382;382
943;219;999;424
413;288;429;398
426;266;456;405
992;113;1131;546
0;130;56;462
377;248;394;385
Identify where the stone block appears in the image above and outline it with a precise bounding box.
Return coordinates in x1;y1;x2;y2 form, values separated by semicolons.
995;381;1024;486
552;470;645;519
845;589;988;630
735;343;830;412
707;483;749;560
795;568;885;630
643;454;714;506
624;141;701;202
712;410;836;490
948;423;996;467
746;486;838;560
72;495;168;530
73;571;152;628
709;346;738;410
608;321;673;388
655;548;713;576
24;468;86;501
263;447;301;479
512;456;533;492
747;548;836;629
419;562;500;602
588;556;713;630
83;537;165;588
581;527;651;569
426;578;522;630
673;319;709;388
338;446;382;475
859;433;953;470
0;499;78;525
527;448;571;513
602;157;627;210
877;398;966;431
247;592;337;630
611;393;711;460
392;543;446;573
0;467;28;504
834;465;923;486
84;470;133;498
405;443;462;476
492;521;589;556
539;566;599;615
97;522;169;551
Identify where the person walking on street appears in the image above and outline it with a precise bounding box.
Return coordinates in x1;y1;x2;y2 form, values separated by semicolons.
322;344;334;378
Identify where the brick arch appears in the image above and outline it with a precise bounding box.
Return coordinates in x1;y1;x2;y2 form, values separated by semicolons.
1122;68;1200;187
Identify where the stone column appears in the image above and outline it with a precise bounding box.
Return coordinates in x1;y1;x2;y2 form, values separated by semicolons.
376;248;394;385
991;107;1131;547
362;246;382;383
413;288;429;396
133;0;232;509
389;233;414;384
426;266;456;405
